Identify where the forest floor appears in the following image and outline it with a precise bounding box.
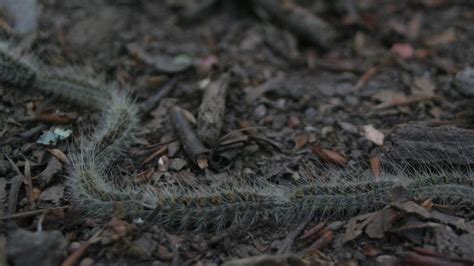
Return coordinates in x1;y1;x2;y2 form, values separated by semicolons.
0;1;474;265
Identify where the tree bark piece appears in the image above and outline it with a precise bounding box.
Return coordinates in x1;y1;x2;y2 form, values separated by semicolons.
197;74;229;146
252;0;336;49
385;125;474;165
171;106;208;169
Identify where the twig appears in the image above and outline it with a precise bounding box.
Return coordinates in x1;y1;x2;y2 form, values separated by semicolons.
276;210;315;254
6;175;22;215
252;0;336;48
170;106;208;169
0;206;69;220
5;156;35;211
352;58;392;92
0;178;6;217
61;228;103;266
141;145;167;166
19;124;48;139
140;78;176;115
197;73;229;146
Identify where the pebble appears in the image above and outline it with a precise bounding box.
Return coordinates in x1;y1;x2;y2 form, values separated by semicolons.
80;257;95;266
0;159;9;175
7;229;68;266
169;158;187;171
454;67;474;96
338;121;359;134
304;107;319;121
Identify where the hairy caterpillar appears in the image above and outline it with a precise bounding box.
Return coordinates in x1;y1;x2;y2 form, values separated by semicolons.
1;41;473;231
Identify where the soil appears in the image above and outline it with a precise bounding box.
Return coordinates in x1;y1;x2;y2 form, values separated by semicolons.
0;1;473;265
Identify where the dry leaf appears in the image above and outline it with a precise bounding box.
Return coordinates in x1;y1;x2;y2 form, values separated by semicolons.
294;134;309;151
48;149;69;164
311;146;348;166
363;125;385;146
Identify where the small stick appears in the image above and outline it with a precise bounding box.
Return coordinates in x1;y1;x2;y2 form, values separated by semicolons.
252;0;336;49
19;124;48;139
6;175;22;215
170;106;208;169
0;206;69;220
276;210;315;254
140;78;176;115
0;178;6;217
141;146;167;166
197;73;229;146
61;228;103;266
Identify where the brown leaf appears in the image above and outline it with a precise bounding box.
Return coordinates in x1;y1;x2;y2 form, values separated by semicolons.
306;230;334;254
48;149;69;164
300;222;326;240
401;251;462;266
311;146;348;166
343;212;376;242
293;134;309;151
364;208;400;239
29;113;78;124
369;156;381;179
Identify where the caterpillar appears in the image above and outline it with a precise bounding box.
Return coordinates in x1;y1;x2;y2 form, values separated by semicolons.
1;41;473;231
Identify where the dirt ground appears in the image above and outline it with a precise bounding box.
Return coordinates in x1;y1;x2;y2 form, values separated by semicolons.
1;0;474;265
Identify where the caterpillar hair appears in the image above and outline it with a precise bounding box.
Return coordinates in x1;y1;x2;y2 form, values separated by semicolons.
0;41;472;231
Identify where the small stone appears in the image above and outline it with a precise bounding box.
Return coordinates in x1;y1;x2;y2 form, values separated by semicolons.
7;229;68;266
169;158;187;171
338;121;359;134
158;156;169;172
129;233;156;258
321;125;335;138
167;141;180;157
253;105;267;119
304;107;318;121
329;221;344;231
453;67;474;96
79;257;94;266
0;159;9;175
287;115;301;128
375;255;400;266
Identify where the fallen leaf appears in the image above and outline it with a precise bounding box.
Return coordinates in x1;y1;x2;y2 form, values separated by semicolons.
311;146;348;166
363;125;385;146
343;212;376;242
294;134;309;151
38;185;64;203
306;230;334;254
48;149;69;164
